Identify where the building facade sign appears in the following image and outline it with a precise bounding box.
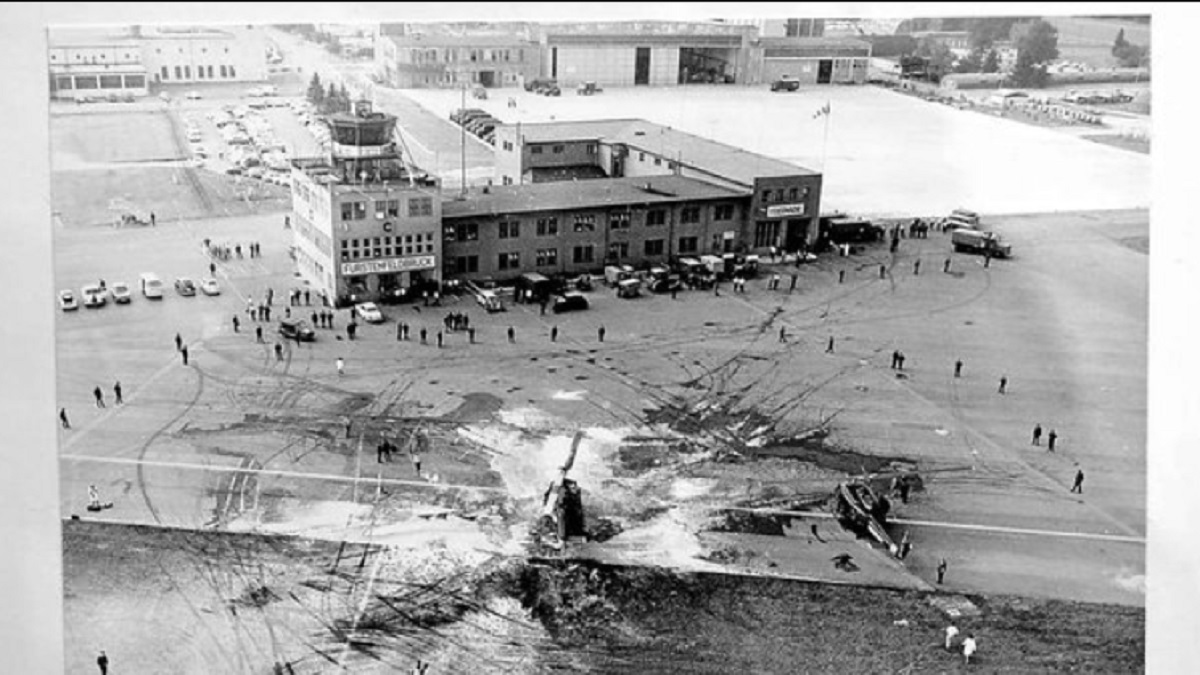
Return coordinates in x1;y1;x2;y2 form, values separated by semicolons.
341;255;436;276
766;203;806;218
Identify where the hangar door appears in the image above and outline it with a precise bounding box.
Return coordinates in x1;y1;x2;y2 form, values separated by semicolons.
635;47;650;85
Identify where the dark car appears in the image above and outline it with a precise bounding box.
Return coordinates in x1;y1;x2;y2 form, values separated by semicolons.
466;117;499;135
524;78;557;93
770;77;801;92
537;84;562;96
450;107;488;124
552;292;589;314
455;109;494;127
279;319;316;342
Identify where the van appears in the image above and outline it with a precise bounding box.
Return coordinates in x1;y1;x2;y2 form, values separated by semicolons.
616;278;642;298
516;272;553;304
951;229;1012;258
139;273;164;299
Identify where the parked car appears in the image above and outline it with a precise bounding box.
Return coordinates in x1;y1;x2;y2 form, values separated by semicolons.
82;284;107;308
451;107;489;124
524;78;557;93
552;292;590;313
174;277;197;296
355;302;384;323
279;318;316;342
536;83;562;96
576;81;602;96
771;76;801;92
199;277;220;296
186;91;202;100
59;289;79;311
109;281;132;304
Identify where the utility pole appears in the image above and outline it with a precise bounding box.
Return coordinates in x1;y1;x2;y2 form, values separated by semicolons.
460;82;467;198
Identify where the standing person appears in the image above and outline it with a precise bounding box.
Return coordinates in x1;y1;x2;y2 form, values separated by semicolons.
181;344;189;365
826;336;835;353
314;312;320;328
175;332;183;351
772;273;781;290
778;326;787;343
944;625;959;651
113;381;123;405
88;484;102;511
420;327;428;345
232;315;240;333
97;649;109;674
879;264;887;279
671;285;678;300
943;258;952;274
150;211;156;227
838;269;846;284
790;274;798;292
436;331;443;349
1071;468;1084;494
304;289;311;305
376;440;387;464
397;323;404;341
936;558;948;584
913;259;921;275
336;357;345;376
93;386;105;408
60;407;70;429
713;281;720;297
209;262;217;276
598;325;606;343
507;326;515;343
411;445;422;477
1048;429;1058;452
256;326;264;343
468;327;476;344
954;359;963;378
962;634;978;665
897;352;906;370
274;342;283;361
890;350;899;369
346;321;356;341
1032;423;1043;446
551;326;558;343
998;375;1008;394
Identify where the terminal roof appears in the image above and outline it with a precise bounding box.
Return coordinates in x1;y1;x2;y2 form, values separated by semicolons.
442;175;746;219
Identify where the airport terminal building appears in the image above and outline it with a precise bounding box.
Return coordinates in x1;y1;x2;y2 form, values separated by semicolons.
294;111;820;305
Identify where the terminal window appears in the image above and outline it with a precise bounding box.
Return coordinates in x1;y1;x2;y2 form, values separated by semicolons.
409;197;433;217
609;242;629;259
498;252;520;270
646;210;666;226
714;204;735;221
609;212;631;230
536;248;558;266
537;217;558;236
553;145;565;154
531;146;543;155
498;220;520;239
644;239;665;256
680;207;700;224
573;215;596;232
679;236;698;253
573;245;594;264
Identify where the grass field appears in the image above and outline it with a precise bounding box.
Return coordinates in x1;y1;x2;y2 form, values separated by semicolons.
51;110;186;166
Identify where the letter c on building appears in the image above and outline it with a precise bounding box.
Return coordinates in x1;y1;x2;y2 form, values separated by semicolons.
382;221;393;233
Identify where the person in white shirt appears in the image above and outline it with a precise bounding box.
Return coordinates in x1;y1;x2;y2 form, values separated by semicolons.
962;634;978;665
945;625;959;650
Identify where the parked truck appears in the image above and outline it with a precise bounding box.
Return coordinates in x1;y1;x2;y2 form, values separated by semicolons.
951;229;1012;258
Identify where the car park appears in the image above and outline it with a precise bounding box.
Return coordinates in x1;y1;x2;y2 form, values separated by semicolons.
199;278;220;296
174;277;197;296
279;319;316;342
354;302;384;323
59;290;79;311
82;284;107;308
109;282;132;304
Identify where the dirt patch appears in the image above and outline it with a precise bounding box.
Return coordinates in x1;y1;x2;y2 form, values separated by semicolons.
439;392;504;423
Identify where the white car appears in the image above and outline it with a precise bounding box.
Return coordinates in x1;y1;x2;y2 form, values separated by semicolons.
59;289;79;311
81;284;107;308
186;91;202;100
109;281;132;304
355;302;384;324
199;277;221;296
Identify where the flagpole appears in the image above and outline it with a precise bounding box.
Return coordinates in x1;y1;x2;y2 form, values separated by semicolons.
821;100;831;173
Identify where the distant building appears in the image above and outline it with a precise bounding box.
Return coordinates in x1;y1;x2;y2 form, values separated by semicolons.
290;101;443;307
376;32;539;88
48;28;148;100
752;37;871;85
140;25;269;85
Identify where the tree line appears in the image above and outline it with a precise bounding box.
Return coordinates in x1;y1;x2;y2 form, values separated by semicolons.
306;73;353;115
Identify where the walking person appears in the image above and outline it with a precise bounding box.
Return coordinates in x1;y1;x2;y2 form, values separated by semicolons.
507;326;515;343
598;325;606;343
256;326;264;343
913;258;921;275
60;407;70;429
232;315;240;333
998;375;1008;394
1071;468;1084;494
778;326;787;343
175;332;183;351
897;352;906;370
1032;423;1043;446
87;484;102;511
436;331;444;349
274;342;283;361
420;327;427;345
1048;429;1058;452
336;357;345;376
838;269;845;284
94;386;105;408
468;326;477;344
879;264;887;279
551;326;558;343
962;634;978;666
790;274;798;292
209;262;216;276
954;359;963;378
936;558;948;584
181;344;189;365
826;336;835;353
97;649;109;674
397;322;404;341
943;258;952;274
944;625;959;651
150;211;156;226
113;381;123;405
